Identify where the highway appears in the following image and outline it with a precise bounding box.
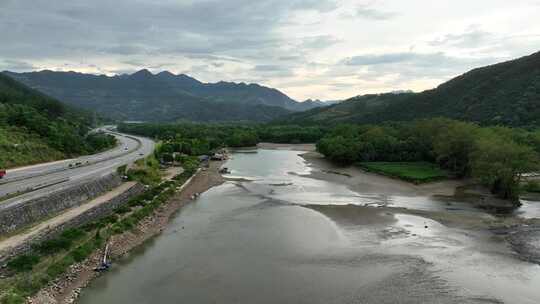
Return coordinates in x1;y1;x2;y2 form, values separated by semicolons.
0;128;155;210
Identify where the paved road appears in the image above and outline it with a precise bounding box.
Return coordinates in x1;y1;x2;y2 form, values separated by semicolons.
0;129;155;210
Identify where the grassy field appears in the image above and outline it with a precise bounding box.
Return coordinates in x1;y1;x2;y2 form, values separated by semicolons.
358;162;449;184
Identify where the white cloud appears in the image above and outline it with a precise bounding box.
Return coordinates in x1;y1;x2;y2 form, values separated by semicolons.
0;0;539;101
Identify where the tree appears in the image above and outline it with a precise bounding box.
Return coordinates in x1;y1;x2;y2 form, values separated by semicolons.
404;118;455;161
161;153;174;163
357;126;400;161
317;136;361;164
471;135;539;201
433;121;479;177
527;130;540;153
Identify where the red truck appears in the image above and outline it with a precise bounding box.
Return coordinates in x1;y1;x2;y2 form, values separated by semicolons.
0;170;6;179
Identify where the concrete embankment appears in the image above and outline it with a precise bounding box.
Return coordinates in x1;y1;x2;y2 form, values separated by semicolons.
0;174;124;235
0;180;144;265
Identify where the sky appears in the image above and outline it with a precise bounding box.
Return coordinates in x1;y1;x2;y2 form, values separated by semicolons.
1;0;539;101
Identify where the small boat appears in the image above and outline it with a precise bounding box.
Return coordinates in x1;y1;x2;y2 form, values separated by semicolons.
219;167;231;174
94;243;112;272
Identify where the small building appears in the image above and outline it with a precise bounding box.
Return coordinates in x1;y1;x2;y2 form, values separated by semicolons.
211;153;226;161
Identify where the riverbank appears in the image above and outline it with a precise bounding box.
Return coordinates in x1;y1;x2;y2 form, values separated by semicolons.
299;151;540;265
302;151;518;211
302;151;463;196
256;142;316;151
28;161;225;304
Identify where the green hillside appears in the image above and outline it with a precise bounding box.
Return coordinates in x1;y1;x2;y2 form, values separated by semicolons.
0;74;115;168
282;51;540;126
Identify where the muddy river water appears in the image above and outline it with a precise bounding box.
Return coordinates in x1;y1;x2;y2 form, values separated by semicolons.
78;149;540;304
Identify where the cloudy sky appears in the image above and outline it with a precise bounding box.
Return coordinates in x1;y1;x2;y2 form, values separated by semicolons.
1;0;539;101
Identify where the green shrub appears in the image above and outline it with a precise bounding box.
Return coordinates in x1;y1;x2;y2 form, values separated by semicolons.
524;180;540;193
101;214;119;225
46;256;75;278
81;221;100;232
128;198;145;207
60;228;86;240
34;238;71;254
114;205;131;214
7;255;40;272
70;242;95;262
34;228;86;254
1;292;25;304
13;273;47;295
111;224;124;234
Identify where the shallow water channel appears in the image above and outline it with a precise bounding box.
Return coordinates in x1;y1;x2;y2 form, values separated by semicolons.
78;149;540;304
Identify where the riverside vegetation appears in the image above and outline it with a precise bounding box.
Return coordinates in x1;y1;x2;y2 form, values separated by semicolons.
317;119;540;201
0;155;200;304
121;120;540;202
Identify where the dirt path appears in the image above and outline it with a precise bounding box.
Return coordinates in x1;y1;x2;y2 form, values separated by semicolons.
162;166;184;181
0;182;136;254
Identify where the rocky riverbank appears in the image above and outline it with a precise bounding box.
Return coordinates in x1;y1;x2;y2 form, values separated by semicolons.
28;161;225;304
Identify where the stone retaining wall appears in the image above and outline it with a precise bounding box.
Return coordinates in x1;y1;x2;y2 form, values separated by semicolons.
0;174;123;235
0;181;144;264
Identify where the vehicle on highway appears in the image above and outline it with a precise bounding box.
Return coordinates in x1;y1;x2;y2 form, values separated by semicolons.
69;162;83;169
0;169;6;179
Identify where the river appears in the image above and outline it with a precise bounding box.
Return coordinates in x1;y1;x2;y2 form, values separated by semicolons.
78;149;540;304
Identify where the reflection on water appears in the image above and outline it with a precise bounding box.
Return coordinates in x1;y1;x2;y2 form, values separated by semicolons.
78;149;540;304
516;199;540;219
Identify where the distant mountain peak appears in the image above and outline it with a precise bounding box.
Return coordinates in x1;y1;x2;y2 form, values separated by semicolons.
130;69;153;78
176;73;201;83
156;70;176;77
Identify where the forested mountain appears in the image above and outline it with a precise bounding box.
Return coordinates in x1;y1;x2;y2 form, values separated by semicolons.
0;74;115;168
282;51;540;126
4;70;321;122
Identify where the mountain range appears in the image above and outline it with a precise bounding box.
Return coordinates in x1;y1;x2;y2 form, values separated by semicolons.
282;51;540;127
3;70;326;122
4;51;539;127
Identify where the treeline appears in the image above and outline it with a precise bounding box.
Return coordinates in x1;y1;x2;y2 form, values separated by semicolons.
118;123;325;150
317;118;540;200
118;119;540;201
0;74;116;167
